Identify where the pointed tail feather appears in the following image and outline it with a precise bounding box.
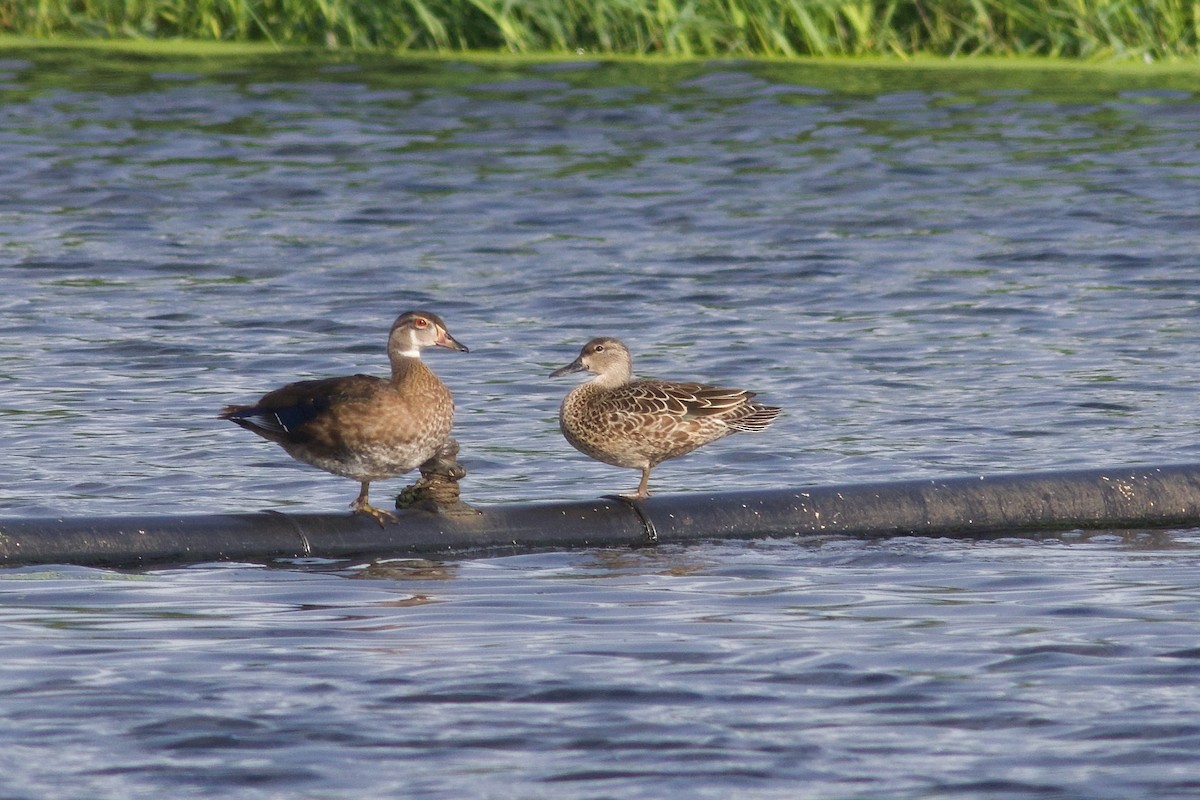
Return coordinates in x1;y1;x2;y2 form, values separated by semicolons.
727;403;781;432
219;404;294;439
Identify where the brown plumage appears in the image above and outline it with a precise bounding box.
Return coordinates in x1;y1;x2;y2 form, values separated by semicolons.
220;310;468;524
551;336;781;498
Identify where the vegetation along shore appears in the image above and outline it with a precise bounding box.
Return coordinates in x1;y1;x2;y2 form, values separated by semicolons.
5;0;1199;60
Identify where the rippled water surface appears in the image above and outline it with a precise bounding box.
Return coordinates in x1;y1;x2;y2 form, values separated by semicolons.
2;47;1200;798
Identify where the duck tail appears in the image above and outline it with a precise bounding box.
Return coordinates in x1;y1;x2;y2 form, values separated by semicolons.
727;403;781;432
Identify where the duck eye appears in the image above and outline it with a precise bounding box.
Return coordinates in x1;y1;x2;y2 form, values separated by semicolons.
593;344;604;352
413;318;429;329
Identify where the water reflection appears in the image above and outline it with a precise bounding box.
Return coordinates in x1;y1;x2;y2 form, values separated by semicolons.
355;558;459;583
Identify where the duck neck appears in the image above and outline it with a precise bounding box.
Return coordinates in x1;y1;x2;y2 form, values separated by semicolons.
389;353;424;384
589;366;631;391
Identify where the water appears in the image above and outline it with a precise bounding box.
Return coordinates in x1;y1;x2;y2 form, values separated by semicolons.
5;539;1200;799
2;47;1200;797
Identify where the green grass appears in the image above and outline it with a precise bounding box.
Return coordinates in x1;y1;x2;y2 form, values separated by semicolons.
3;0;1198;60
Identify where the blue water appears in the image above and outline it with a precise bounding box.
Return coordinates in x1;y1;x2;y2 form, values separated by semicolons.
2;48;1200;798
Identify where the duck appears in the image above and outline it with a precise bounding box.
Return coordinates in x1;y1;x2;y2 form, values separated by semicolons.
220;310;467;524
551;336;781;498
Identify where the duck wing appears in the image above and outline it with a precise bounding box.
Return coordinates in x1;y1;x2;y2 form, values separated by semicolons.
220;375;382;443
605;380;758;420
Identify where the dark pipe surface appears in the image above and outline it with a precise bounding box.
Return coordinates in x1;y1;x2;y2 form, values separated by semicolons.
639;463;1200;541
3;463;1200;568
0;499;648;568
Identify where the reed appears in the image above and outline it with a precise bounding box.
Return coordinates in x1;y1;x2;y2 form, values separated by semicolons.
4;0;1197;59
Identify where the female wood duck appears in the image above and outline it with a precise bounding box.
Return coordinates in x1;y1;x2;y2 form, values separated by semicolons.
220;310;467;524
551;337;781;499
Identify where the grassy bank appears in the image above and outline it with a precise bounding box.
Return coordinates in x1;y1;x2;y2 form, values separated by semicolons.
3;0;1198;60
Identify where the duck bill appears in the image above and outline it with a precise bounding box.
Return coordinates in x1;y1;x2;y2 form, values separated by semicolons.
436;329;469;353
550;357;585;378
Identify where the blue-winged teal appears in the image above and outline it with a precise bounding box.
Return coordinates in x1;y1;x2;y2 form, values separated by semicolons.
551;336;781;498
220;310;467;524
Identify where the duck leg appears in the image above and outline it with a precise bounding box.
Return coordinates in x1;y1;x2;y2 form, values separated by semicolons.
631;466;652;499
350;481;398;526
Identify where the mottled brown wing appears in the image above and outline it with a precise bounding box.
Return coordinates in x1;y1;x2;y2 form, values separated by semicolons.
603;380;756;420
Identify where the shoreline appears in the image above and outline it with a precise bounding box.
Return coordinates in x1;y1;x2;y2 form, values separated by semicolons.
3;35;1200;75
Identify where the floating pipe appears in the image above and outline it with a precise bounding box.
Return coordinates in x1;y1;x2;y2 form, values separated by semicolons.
2;463;1200;568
